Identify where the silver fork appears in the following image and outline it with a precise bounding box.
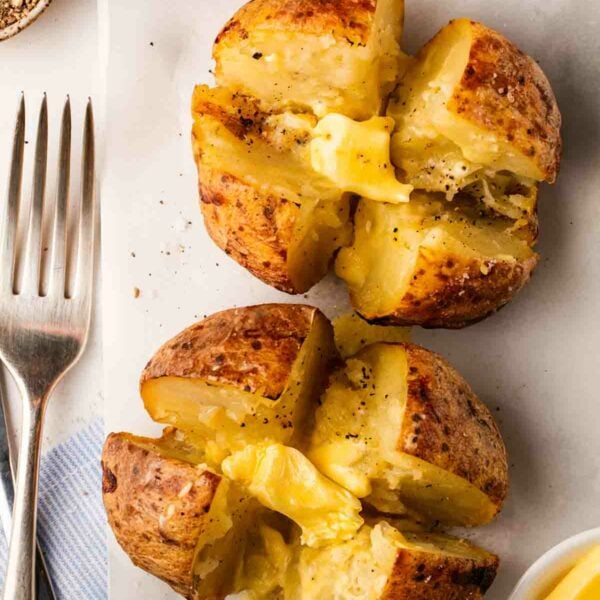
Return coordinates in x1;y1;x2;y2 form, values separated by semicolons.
0;95;96;600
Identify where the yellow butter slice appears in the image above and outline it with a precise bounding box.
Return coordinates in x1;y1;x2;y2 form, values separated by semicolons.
544;546;600;600
311;114;413;204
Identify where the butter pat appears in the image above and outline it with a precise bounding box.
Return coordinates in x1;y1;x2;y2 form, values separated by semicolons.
308;440;372;498
544;545;600;600
222;443;363;548
311;114;413;203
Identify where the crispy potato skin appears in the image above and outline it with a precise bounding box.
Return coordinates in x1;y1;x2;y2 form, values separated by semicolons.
192;86;266;139
401;344;509;509
191;85;334;295
198;167;301;294
101;433;221;598
214;0;377;48
360;250;538;329
191;86;302;294
140;304;322;400
383;543;499;599
449;20;562;183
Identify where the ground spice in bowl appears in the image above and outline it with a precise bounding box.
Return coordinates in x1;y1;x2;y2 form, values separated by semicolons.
0;0;51;40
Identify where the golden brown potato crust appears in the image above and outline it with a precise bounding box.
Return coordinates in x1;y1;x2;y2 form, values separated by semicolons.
449;20;562;183
102;433;221;598
363;249;538;329
192;86;268;141
140;304;321;400
199;167;300;294
191;85;302;294
215;0;377;47
401;344;509;509
383;540;499;599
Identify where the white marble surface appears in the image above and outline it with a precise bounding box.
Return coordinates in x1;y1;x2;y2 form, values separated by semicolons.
102;0;600;598
0;0;103;450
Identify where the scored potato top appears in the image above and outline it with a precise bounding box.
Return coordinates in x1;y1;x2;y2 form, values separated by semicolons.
449;19;562;183
140;304;321;400
215;0;377;47
102;433;222;597
402;345;509;507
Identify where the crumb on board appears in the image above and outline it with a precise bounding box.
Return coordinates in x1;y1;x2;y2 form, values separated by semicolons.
133;287;141;299
173;217;189;233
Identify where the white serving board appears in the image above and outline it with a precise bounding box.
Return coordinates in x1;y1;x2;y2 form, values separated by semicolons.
101;1;600;599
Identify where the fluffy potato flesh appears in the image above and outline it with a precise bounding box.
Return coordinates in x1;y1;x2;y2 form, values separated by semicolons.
333;312;411;358
308;342;507;526
213;0;406;119
191;475;263;598
388;19;560;210
222;443;363;548
335;193;538;326
286;197;353;293
290;522;498;600
141;305;336;460
230;520;292;599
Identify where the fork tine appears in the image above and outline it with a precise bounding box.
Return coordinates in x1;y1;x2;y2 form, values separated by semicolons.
21;94;48;296
49;97;71;298
74;99;96;302
0;95;25;293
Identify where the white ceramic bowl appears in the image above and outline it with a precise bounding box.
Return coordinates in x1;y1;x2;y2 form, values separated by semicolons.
0;0;52;42
509;527;600;600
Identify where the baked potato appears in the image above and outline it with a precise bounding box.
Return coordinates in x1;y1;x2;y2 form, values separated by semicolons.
101;431;260;599
192;2;562;328
335;192;538;327
103;433;497;599
335;15;562;326
339;16;560;326
140;304;336;459
291;523;499;600
102;434;498;600
192;85;352;293
108;304;507;597
308;342;508;526
213;0;407;119
388;19;561;194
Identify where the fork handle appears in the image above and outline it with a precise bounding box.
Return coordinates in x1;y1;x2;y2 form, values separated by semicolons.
0;391;56;599
2;401;44;600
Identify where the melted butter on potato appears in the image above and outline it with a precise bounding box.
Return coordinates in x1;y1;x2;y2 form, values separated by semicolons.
309;342;506;527
311;114;413;204
222;443;363;548
294;523;404;599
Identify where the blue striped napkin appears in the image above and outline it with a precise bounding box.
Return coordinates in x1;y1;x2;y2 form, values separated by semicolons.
0;418;108;599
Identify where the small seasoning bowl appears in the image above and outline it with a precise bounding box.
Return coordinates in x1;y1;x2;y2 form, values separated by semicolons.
508;527;600;600
0;0;52;42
